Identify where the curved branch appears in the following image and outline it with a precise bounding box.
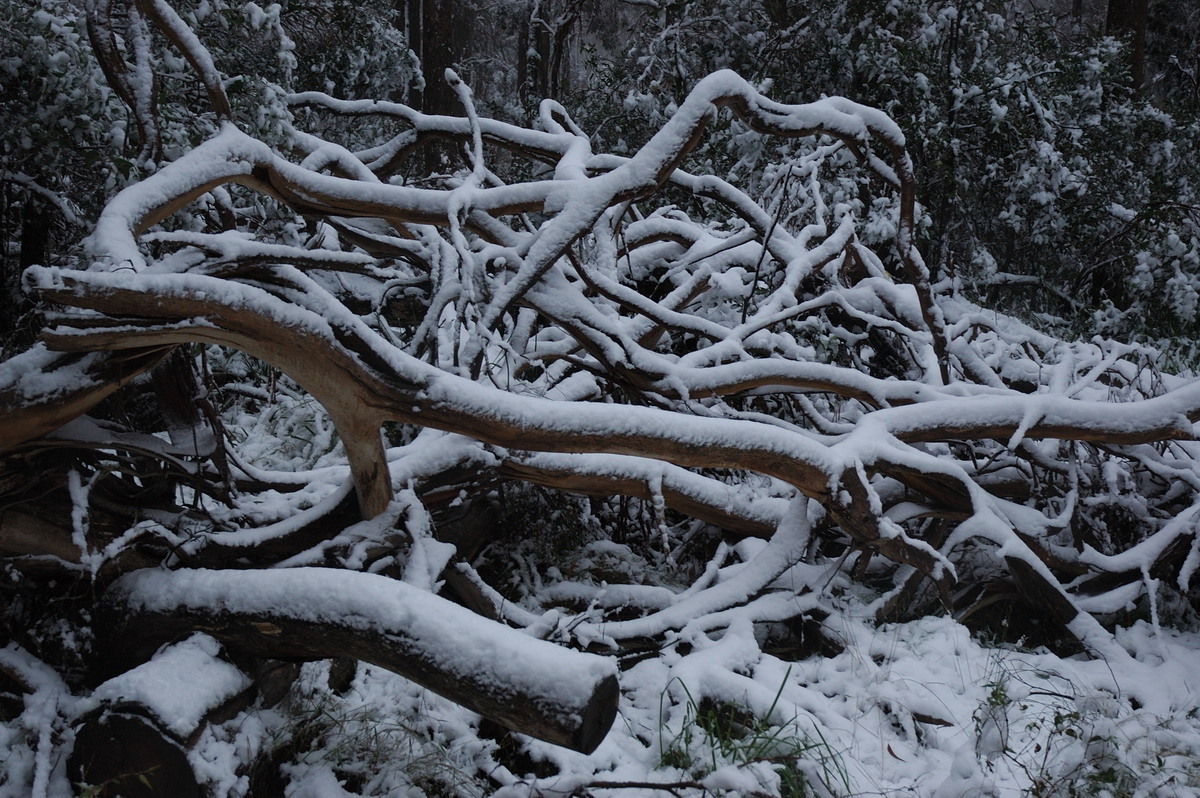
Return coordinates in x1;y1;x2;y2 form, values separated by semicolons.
135;0;232;121
499;452;785;538
29;267;945;577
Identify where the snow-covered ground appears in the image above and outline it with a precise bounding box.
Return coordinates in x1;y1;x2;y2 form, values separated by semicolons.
209;611;1200;797
7;591;1200;797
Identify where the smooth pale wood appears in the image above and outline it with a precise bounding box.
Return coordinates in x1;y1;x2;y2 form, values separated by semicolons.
33;274;840;511
20;273;988;581
0;506;80;565
36;276;400;520
35;267;1200;595
0;347;170;455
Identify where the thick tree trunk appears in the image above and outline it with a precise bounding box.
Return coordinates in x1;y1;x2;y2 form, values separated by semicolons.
1107;0;1150;89
0;189;15;338
401;0;465;171
18;203;49;274
71;714;202;798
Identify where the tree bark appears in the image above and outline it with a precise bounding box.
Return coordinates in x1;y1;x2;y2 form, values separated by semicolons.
401;0;465;171
0;347;172;456
70;714;201;798
98;567;620;753
406;0;461;117
1107;0;1150;89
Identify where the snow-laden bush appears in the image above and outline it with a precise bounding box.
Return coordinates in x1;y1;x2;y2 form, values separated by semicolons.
575;0;1200;349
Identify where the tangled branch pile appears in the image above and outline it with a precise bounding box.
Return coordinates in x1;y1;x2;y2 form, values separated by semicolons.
3;3;1200;794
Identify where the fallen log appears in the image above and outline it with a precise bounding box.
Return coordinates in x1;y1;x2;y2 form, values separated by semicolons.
69;634;254;798
98;567;620;753
71;715;199;798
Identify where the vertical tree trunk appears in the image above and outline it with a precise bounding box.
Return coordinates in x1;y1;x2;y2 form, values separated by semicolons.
1;200;49;344
402;0;463;117
0;185;13;339
532;14;551;99
17;203;49;273
400;0;466;171
1107;0;1150;90
548;8;578;99
424;0;459;117
518;1;578;104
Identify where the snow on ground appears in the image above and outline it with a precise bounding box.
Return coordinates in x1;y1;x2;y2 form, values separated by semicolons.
0;602;1163;798
160;603;1200;797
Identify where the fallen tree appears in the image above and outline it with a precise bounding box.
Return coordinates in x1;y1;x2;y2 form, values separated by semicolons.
3;0;1200;794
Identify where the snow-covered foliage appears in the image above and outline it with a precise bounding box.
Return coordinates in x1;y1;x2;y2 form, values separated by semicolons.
5;2;1200;797
0;0;413;355
576;0;1200;349
0;0;120;346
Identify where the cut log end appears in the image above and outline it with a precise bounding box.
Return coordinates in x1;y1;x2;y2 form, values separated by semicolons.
69;713;201;798
572;671;619;754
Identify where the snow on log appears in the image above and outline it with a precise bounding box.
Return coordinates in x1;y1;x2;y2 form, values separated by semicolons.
87;633;253;741
70;635;254;798
99;567;620;753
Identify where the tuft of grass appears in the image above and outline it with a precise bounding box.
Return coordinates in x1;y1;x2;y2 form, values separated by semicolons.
76;766;161;798
250;685;487;798
657;673;848;797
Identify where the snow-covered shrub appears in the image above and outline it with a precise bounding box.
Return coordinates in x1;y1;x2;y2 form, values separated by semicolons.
574;0;1200;349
